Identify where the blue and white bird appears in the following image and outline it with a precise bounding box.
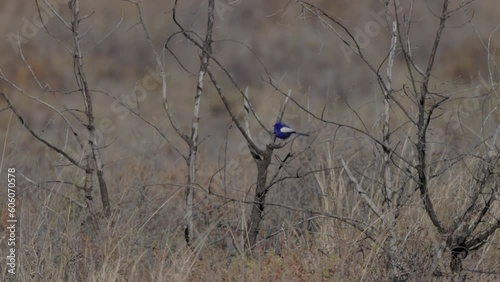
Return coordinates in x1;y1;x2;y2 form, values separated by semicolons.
273;121;309;140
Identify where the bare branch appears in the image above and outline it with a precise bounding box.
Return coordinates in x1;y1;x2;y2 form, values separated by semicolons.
0;92;84;169
340;157;384;221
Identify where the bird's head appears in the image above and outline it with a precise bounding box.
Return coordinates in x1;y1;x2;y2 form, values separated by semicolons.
274;121;284;129
273;121;286;133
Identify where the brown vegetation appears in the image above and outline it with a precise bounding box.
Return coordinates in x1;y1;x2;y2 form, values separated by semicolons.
0;0;499;281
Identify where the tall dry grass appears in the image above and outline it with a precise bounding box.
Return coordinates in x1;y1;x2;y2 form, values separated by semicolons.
0;0;500;281
0;122;498;281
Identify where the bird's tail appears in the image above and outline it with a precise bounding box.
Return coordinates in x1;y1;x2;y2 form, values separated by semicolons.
295;132;309;136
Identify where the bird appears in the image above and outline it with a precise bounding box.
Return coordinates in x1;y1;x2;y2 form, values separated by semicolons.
273;121;309;140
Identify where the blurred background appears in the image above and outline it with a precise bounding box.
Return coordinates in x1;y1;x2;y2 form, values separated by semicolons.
0;0;499;280
1;0;498;148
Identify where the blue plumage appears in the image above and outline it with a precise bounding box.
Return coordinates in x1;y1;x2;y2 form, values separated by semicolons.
273;121;308;140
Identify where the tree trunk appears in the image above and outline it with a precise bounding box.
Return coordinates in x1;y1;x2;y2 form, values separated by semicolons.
245;149;272;250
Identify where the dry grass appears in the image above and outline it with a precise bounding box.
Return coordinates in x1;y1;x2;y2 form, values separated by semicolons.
0;133;498;281
0;0;500;281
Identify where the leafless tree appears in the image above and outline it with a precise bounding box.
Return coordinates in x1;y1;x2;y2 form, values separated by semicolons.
3;0;498;279
162;0;330;253
129;0;215;247
296;0;499;280
1;0;112;218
